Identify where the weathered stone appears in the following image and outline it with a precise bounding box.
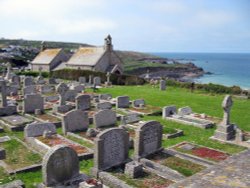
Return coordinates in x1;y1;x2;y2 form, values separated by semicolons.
42;145;86;187
132;99;145;108
162;106;177;118
116;96;130;108
86;128;98;137
6;86;18;96
65;89;78;102
93;128;129;171
99;94;112;101
0;80;7;107
48;78;57;85
134;121;163;159
121;113;140;125
56;83;69;106
43;130;54;139
79;77;86;84
23;85;36;95
23;76;34;87
24;122;56;138
0;136;11;143
160;80;166;91
96;102;112;110
93;109;116;128
76;94;91;111
0;147;6;160
37;76;46;84
178;106;192;116
62;109;89;134
41;85;55;94
73;85;85;93
93;77;101;86
11;75;20;85
23;94;44;113
124;161;143;178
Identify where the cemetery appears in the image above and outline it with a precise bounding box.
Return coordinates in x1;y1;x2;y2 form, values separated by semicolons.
0;69;249;188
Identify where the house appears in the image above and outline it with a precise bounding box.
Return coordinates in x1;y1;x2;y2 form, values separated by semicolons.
30;42;69;72
66;35;123;74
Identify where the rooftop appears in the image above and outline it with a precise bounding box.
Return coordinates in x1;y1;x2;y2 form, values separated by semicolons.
31;48;62;65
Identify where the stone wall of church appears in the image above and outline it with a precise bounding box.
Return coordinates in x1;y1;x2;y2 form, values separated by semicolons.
94;52;110;72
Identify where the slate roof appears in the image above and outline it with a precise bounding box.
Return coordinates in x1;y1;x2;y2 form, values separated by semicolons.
31;48;62;65
67;47;105;66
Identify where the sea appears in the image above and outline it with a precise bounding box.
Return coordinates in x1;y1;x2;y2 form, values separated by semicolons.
151;53;250;90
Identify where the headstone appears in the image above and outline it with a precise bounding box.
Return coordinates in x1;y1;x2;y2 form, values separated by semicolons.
49;78;57;85
62;109;89;134
41;85;54;94
213;95;236;141
121;113;140;125
134;121;163;159
6;85;19;96
23;85;36;95
65;90;78;102
178;106;192;116
93;128;129;171
93;109;116;128
96;102;112;110
0;80;7;107
76;94;91;111
124;161;143;178
73;85;85;93
79;77;86;84
24;122;56;138
132;99;145;108
4;62;13;80
23;76;34;87
23;94;44;113
42;145;86;187
116;96;130;108
99;94;112;101
11;75;20;85
88;75;92;85
160;80;166;91
162;106;177;118
93;77;101;86
105;72;112;86
56;83;69;106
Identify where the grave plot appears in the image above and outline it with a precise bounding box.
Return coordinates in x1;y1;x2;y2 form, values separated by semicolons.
0;138;42;173
147;151;205;177
172;142;230;162
0;114;33;131
24;122;93;160
28;113;62;128
110;167;174;188
162;106;214;129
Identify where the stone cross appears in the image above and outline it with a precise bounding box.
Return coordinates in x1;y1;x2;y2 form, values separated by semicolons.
0;80;7;107
106;72;111;83
56;83;69;106
89;75;92;85
38;67;43;77
5;62;11;80
221;95;233;125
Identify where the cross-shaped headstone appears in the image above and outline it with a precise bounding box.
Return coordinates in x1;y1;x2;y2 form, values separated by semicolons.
0;80;7;107
38;67;43;77
56;83;69;106
222;95;233;125
106;72;111;83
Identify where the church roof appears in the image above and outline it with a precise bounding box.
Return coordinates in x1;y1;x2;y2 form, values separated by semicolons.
67;47;105;66
31;48;62;65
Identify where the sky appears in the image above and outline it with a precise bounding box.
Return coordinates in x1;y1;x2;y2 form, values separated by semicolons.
0;0;249;52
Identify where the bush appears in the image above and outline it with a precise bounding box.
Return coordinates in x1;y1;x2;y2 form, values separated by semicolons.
17;71;50;78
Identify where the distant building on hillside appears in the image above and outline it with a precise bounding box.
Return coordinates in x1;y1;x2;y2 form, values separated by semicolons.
30;42;69;71
30;35;123;74
66;35;123;74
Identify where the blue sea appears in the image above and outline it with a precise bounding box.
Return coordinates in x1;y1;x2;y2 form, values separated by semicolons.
151;53;250;90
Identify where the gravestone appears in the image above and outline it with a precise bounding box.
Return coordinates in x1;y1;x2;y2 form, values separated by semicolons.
23;94;44;113
121;113;140;125
23;85;36;95
92;128;129;172
93;109;116;128
0;80;7;107
132;99;145;108
76;94;91;110
62;109;89;134
41;85;54;94
178;106;192;116
23;76;34;87
105;72;112;86
73;85;85;93
6;85;19;96
79;77;86;84
49;78;57;85
24;122;56;138
213;95;236;141
162;105;177;118
42;145;87;187
99;94;112;101
134;121;163;159
116;96;130;108
160;80;166;91
11;75;20;85
56;83;69;106
96;102;112;110
65;90;77;102
88;75;92;85
93;77;101;86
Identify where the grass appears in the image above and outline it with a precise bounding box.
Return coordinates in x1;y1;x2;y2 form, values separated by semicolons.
66;135;94;149
0;139;41;170
80;159;94;176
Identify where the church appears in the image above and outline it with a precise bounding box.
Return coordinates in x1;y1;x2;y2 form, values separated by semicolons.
30;35;123;74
